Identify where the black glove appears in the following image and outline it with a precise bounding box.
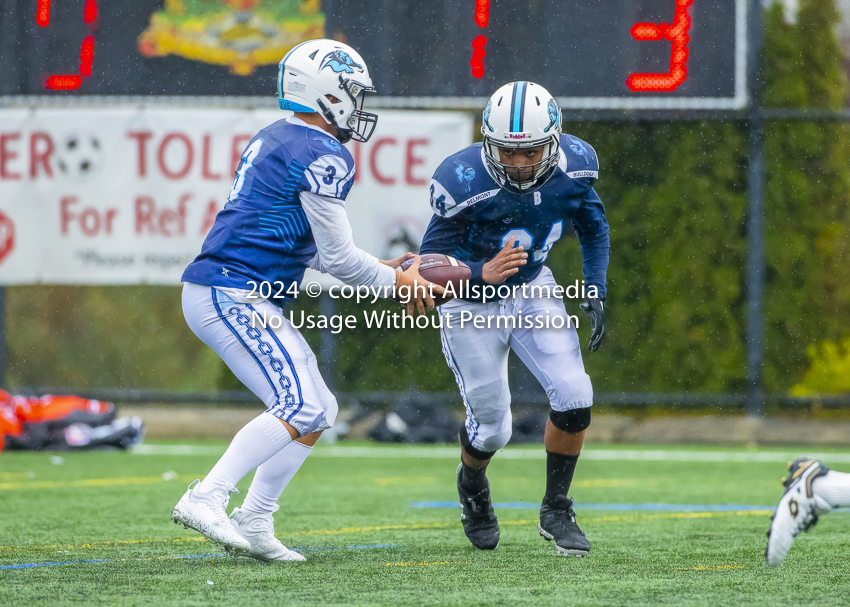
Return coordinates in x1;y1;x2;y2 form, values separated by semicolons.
579;297;606;352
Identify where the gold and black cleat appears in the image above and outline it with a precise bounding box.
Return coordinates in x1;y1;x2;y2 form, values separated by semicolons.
783;458;830;495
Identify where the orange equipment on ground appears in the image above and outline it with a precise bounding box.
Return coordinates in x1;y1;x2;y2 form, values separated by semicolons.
0;390;127;452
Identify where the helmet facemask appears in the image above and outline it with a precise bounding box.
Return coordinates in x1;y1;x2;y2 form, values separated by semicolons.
482;134;560;193
317;75;378;144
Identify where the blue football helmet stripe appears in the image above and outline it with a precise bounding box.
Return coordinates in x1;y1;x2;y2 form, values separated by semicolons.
509;83;518;132
510;81;527;132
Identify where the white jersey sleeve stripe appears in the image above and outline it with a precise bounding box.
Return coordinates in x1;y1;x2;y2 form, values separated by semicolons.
306;155;351;199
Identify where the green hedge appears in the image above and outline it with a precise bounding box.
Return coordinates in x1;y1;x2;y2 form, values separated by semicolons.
760;0;850;393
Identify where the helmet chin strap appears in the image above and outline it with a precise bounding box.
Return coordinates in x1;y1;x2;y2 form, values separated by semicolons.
316;98;353;143
335;129;354;145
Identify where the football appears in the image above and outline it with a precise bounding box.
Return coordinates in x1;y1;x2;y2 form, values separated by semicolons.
399;253;471;307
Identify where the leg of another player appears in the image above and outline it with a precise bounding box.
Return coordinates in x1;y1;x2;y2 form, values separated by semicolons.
238;323;338;516
813;469;850;507
765;458;835;566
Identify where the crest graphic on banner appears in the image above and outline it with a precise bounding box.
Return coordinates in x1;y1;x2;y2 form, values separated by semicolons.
138;0;325;76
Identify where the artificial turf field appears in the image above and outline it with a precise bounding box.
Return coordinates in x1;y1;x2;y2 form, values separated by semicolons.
2;442;849;606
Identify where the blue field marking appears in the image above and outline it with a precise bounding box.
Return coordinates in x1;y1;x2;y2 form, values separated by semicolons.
411;502;778;511
0;544;396;570
291;544;396;553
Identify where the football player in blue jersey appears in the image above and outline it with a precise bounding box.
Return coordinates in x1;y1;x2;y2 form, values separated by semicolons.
420;82;609;556
171;39;441;562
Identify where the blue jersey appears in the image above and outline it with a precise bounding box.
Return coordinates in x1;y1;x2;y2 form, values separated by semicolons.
419;134;609;301
182;118;355;297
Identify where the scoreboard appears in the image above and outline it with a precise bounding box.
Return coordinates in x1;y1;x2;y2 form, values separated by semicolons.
0;0;747;110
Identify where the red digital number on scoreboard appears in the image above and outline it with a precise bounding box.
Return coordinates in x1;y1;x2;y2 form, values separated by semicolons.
38;0;99;90
628;0;693;92
472;0;693;91
471;0;489;79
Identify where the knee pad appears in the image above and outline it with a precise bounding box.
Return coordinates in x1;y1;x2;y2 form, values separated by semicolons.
477;425;512;454
549;407;591;434
548;372;594;411
323;396;339;428
459;422;499;461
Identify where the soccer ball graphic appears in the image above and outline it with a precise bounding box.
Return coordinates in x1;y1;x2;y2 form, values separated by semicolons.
56;133;104;180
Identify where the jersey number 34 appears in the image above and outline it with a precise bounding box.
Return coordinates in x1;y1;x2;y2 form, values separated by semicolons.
500;221;563;263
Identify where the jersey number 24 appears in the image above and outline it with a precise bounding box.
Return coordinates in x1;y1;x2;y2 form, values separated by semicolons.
500;221;563;263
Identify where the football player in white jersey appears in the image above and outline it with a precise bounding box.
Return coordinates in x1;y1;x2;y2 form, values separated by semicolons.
171;39;441;562
420;82;609;556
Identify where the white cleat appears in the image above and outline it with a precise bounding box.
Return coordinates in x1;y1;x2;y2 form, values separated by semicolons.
765;458;831;566
231;505;306;562
171;479;251;554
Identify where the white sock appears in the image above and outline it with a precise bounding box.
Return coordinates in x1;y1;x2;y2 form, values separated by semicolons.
241;441;313;513
198;413;293;493
813;470;850;508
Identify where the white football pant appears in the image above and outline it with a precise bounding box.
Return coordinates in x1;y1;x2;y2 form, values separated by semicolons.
439;267;593;454
182;282;337;437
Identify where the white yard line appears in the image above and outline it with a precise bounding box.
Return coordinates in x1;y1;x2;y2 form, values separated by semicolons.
132;444;850;464
131;445;225;456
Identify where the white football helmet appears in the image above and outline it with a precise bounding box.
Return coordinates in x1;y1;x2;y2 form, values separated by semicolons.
277;39;378;144
481;81;562;192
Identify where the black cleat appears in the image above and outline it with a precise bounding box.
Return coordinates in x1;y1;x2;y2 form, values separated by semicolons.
457;464;500;550
539;495;590;557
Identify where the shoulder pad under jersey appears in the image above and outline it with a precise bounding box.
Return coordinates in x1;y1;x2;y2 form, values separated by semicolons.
429;144;500;218
557;134;599;190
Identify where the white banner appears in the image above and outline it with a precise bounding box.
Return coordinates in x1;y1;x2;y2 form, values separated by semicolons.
0;108;473;285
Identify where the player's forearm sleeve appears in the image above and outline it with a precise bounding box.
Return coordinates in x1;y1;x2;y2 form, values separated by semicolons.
573;189;610;299
300;191;396;290
307;252;325;272
465;261;486;286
